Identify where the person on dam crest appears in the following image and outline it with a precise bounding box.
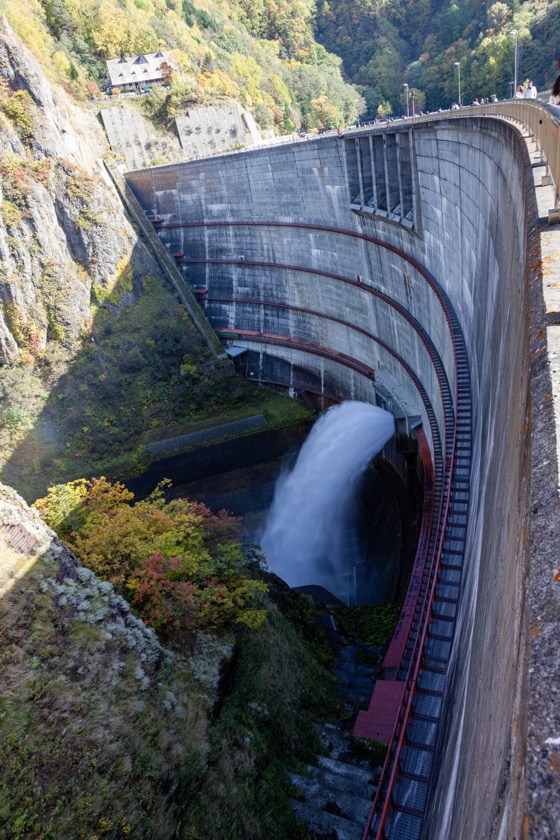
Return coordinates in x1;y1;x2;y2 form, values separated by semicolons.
524;80;537;98
550;76;560;106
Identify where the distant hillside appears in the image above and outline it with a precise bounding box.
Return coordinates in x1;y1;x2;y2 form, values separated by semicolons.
3;0;363;132
315;0;560;116
4;0;559;142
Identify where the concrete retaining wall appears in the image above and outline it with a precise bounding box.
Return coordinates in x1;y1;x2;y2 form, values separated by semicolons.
126;117;532;838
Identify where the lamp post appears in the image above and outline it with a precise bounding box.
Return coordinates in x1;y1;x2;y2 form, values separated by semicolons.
404;82;409;118
454;60;461;106
509;30;518;94
410;89;415;123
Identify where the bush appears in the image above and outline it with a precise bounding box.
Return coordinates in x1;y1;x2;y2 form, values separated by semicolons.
1;90;35;140
34;478;268;639
1;199;23;227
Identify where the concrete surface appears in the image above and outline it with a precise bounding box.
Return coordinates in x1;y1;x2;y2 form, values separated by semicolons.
125;117;559;838
524;140;560;840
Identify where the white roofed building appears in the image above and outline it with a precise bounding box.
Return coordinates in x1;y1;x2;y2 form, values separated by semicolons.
106;51;174;91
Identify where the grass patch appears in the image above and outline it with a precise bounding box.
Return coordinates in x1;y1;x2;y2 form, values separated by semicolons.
0;271;311;502
142;394;310;448
185;595;336;839
331;604;401;648
352;737;389;765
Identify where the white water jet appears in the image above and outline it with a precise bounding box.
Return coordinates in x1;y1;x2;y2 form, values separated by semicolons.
260;400;395;601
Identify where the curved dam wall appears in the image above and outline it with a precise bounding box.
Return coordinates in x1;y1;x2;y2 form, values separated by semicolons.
126;117;532;838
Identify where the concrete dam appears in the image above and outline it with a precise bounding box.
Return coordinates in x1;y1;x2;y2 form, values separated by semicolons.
126;115;533;839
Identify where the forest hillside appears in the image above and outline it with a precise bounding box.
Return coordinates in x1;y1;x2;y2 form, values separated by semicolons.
315;0;560;116
3;0;558;129
3;0;363;134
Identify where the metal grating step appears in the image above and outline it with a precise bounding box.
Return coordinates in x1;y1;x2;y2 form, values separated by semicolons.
447;515;468;526
430;610;455;624
392;777;428;813
443;543;464;555
414;692;443;718
440;558;462;571
418;670;446;693
400;745;434;779
451;490;469;500
435;584;459;601
439;568;462;584
385;809;423;840
421;658;448;676
424;637;451;661
432;600;457;619
429;619;454;639
450;502;469;513
447;521;467;533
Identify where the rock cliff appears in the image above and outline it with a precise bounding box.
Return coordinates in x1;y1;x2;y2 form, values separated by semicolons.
0;15;145;364
0;479;234;837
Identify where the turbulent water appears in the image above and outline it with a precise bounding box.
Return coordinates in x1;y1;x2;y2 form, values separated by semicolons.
260;401;395;602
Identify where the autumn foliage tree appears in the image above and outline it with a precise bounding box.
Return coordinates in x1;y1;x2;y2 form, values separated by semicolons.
127;552;196;632
34;477;268;640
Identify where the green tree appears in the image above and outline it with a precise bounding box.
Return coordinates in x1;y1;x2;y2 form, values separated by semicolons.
281;102;295;133
487;2;511;33
310;94;341;128
34;478;268;637
377;99;392;117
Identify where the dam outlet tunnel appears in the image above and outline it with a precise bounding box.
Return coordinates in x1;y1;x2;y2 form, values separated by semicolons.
126;115;532;840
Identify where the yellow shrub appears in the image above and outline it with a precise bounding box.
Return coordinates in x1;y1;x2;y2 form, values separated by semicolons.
52;50;71;77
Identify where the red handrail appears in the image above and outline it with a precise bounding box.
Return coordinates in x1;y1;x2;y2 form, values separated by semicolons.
161;219;460;353
367;437;456;837
207;288;450;406
159;218;466;835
